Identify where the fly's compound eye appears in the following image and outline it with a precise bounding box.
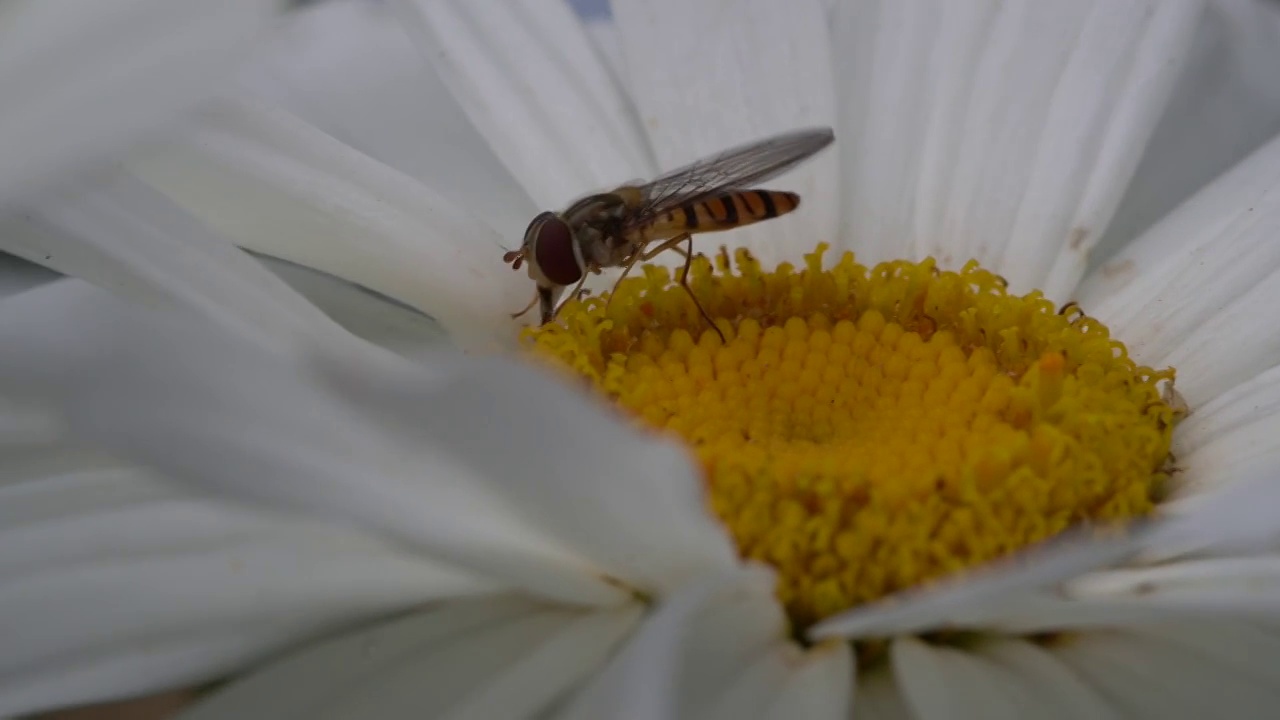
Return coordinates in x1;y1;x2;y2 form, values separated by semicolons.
528;213;583;285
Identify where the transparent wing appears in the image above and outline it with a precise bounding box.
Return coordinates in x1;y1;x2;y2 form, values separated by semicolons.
623;127;834;230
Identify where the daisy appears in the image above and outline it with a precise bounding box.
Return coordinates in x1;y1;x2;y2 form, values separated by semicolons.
7;0;1280;717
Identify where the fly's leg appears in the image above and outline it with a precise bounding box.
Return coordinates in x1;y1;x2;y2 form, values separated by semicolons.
672;234;724;342
510;291;539;319
628;233;723;342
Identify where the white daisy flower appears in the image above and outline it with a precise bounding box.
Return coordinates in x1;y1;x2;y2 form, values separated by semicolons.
6;0;1280;717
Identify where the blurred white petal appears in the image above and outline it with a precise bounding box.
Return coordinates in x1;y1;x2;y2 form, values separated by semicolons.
129;98;527;352
1078;132;1280;406
315;342;740;599
1098;0;1280;265
556;567;785;719
0;0;283;205
240;0;537;240
1067;557;1280;612
613;0;839;264
0;254;57;299
584;19;627;86
758;642;852;720
1051;629;1280;717
892;638;1023;720
0;172;343;354
809;526;1143;639
0;464;492;717
977;639;1120;720
395;0;655;209
180;597;641;720
0;282;623;606
833;0;1200;300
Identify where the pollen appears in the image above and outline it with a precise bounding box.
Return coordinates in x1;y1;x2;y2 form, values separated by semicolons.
524;245;1181;630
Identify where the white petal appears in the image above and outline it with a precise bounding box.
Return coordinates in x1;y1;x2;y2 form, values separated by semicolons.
129;98;527;353
180;597;641;720
555;567;787;720
239;0;538;239
316;346;740;600
0;282;625;606
0;254;57;299
613;0;839;264
809;525;1144;640
0;465;492;717
1123;618;1280;688
1067;557;1280;613
854;668;913;720
0;171;344;354
1097;0;1280;265
395;0;655;209
977;639;1120;720
584;20;627;85
1078;131;1280;404
892;638;1024;720
252;254;450;356
760;641;852;720
834;0;1201;300
1175;362;1280;456
1050;628;1280;718
0;0;281;206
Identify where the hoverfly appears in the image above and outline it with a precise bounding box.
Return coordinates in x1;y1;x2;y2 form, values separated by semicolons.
503;127;835;337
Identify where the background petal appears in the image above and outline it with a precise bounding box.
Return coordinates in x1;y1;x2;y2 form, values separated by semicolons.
395;0;655;210
239;0;538;241
833;0;1201;300
555;567;826;720
129;98;528;353
1096;0;1280;267
0;0;282;205
612;0;839;264
1077;131;1280;407
0;282;625;607
315;332;741;598
0;171;345;354
0;457;494;717
180;597;640;720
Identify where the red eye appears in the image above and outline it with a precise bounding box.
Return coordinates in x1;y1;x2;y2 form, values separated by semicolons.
531;215;582;285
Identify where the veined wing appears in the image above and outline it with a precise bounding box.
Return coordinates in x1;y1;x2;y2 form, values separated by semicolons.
622;127;834;231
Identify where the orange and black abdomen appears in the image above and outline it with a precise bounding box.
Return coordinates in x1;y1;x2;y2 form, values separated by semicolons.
661;190;800;235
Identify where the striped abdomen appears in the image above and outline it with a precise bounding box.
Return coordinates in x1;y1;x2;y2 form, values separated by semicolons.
652;189;800;237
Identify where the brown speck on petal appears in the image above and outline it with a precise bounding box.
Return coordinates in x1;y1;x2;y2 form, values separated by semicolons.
1102;258;1135;279
1069;226;1090;251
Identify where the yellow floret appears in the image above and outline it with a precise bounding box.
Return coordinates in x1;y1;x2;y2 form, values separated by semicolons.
525;244;1181;630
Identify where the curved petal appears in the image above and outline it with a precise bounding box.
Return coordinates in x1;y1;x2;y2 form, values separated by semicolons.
1097;0;1280;266
0;254;57;299
179;597;641;720
0;171;345;354
1050;628;1280;717
809;524;1144;640
0;464;494;718
759;641;852;720
584;20;627;86
0;0;282;206
128;98;528;353
394;0;655;210
0;281;626;606
315;343;740;599
976;639;1120;720
239;0;538;239
1077;132;1280;405
892;638;1025;720
833;0;1201;300
555;567;786;719
613;0;839;264
1067;557;1280;613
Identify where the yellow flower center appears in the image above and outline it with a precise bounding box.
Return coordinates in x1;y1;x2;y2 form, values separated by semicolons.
525;244;1180;630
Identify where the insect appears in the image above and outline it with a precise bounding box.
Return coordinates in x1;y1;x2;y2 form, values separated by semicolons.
503;127;835;338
